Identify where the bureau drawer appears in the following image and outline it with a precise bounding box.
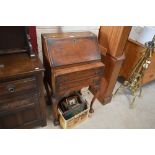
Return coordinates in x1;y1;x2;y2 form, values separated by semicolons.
56;67;104;84
56;76;101;94
0;77;37;97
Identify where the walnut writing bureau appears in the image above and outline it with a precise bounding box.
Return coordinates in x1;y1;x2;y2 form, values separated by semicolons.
42;32;105;125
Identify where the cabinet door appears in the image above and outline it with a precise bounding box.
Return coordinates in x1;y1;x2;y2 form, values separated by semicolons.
0;94;41;129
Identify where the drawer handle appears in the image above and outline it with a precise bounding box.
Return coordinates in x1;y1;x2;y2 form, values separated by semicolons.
64;87;68;91
64;77;68;82
95;70;100;74
9;87;15;93
7;84;16;93
93;79;96;83
93;80;99;85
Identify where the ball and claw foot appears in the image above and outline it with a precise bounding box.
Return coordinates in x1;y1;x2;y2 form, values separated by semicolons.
53;119;60;126
89;108;94;113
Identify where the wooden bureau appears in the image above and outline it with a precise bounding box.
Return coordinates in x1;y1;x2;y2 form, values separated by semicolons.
0;27;47;128
42;32;105;125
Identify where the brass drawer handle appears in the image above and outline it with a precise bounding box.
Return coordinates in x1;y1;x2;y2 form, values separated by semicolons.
64;77;68;82
95;70;100;74
7;84;16;93
95;70;98;74
64;87;68;91
93;79;99;85
93;79;96;83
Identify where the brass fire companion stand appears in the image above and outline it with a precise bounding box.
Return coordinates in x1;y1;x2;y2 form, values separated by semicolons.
113;35;155;108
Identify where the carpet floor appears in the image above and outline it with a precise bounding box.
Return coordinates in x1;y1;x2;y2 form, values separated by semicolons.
38;81;155;129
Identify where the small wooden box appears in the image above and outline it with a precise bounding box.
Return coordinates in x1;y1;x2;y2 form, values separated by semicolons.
58;94;89;129
58;107;89;129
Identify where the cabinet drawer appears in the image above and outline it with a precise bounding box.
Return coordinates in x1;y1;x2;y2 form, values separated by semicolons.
0;77;36;97
0;94;38;115
0;94;41;129
56;67;104;84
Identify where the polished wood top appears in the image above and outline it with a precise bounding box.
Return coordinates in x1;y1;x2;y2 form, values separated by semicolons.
42;31;96;39
0;53;44;80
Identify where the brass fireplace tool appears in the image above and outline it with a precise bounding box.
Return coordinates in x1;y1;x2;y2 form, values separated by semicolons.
113;35;155;108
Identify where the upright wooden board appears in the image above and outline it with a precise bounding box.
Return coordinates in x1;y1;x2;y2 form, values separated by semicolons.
98;26;131;57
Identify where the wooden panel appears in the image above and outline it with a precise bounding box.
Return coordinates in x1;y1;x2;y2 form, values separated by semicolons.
37;26;100;61
0;113;21;129
94;53;125;104
57;76;100;90
29;26;38;53
120;39;155;84
0;95;37;114
56;68;103;84
0;108;41;129
42;32;101;67
54;62;104;76
0;95;41;129
0;26;27;51
0;26;36;58
98;26;131;57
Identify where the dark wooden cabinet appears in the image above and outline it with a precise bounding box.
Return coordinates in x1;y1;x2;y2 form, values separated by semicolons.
0;27;47;128
42;32;105;125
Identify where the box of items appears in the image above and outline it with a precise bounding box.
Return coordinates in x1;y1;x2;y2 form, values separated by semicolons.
58;93;89;129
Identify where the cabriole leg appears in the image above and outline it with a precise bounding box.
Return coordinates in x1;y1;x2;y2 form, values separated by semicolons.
89;96;96;113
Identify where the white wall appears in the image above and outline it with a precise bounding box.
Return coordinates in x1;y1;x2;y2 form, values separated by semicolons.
129;26;155;44
36;26;155;60
36;26;100;61
129;26;144;41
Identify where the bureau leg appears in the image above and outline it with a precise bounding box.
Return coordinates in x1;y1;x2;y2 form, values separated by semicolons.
44;77;52;105
51;96;60;126
89;89;100;113
89;96;96;113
